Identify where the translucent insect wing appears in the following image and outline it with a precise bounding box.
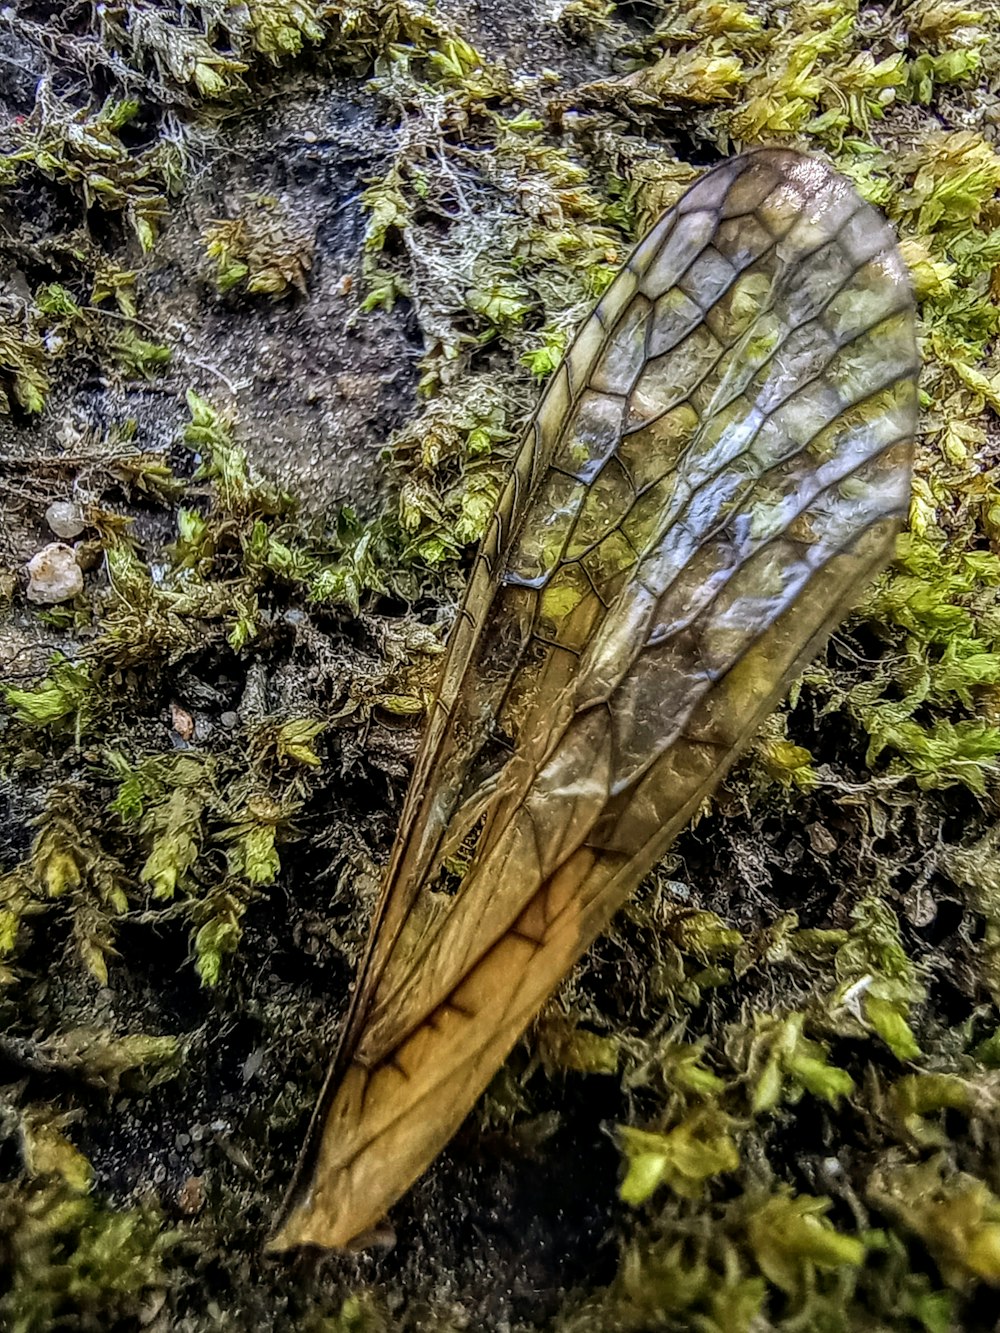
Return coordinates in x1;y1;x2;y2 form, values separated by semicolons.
270;148;919;1252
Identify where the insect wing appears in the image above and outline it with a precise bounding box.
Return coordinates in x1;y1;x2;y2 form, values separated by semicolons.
270;149;919;1251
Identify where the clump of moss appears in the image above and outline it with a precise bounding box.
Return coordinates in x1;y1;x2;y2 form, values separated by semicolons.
203;196;315;297
4;658;95;736
4;95;176;250
869;1156;1000;1289
557;1188;956;1332
105;736;318;986
0;378;444;995
0;1123;175;1333
0;316;50;415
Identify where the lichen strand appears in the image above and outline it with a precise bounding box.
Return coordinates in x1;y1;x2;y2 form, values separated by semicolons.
1;0;1000;1328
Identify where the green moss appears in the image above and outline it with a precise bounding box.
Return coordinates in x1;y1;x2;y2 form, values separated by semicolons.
0;1180;173;1333
745;1193;866;1298
184;390;294;518
830;897;926;1060
3;658;95;735
617;1108;741;1203
326;1292;394;1333
21;788;128;984
102;738;312;985
4;1028;182;1094
536;1009;622;1076
0;321;50;415
558;1189;956;1332
888;1072;977;1148
203;196;315;297
869;1157;1000;1289
111;325;172;378
0;1080;174;1326
744;1012;856;1113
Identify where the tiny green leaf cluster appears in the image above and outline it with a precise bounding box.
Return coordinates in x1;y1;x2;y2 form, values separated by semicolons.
203;196;315;297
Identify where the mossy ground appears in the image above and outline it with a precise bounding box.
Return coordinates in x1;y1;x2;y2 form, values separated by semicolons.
2;0;1000;1329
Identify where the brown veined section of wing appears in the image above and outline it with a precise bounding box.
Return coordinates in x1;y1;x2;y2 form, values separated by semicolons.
269;148;919;1252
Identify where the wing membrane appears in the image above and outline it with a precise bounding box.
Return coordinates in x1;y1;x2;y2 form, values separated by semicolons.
270;149;919;1251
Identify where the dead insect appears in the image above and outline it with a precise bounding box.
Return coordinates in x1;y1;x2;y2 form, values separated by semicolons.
270;148;919;1251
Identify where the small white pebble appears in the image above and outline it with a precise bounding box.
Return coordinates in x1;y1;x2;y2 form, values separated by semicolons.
45;499;86;539
25;542;84;604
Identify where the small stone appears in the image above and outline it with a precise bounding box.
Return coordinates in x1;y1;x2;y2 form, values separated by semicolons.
177;1175;205;1216
242;1047;265;1082
45;500;86;539
25;542;83;604
807;822;837;857
220;711;238;729
904;884;938;929
170;703;194;740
